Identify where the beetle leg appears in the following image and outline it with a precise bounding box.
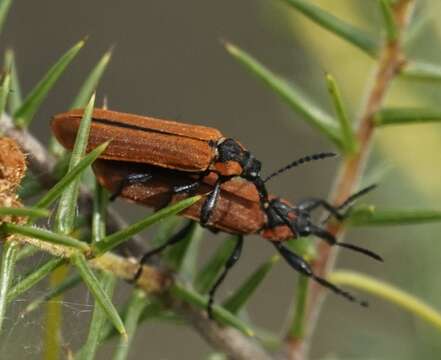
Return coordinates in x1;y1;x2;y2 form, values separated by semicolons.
253;177;269;209
303;185;378;224
110;173;153;201
272;242;368;307
306;223;383;262
200;177;223;226
207;235;243;319
297;198;344;220
335;184;378;213
320;184;378;224
270;204;382;261
172;171;210;195
173;181;200;194
132;221;194;281
298;185;378;221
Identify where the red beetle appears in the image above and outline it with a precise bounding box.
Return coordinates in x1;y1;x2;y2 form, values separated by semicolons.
93;159;381;317
52;108;380;317
52;109;270;225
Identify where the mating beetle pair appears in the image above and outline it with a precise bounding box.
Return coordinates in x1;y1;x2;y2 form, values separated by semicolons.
52;109;382;318
52;109;266;225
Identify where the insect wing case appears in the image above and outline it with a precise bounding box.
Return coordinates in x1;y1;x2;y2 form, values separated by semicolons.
51;109;223;172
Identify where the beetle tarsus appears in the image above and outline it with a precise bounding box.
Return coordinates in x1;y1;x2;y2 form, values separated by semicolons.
307;223;383;262
337;242;383;262
336;184;378;212
273;242;368;307
132;221;194;282
207;235;244;320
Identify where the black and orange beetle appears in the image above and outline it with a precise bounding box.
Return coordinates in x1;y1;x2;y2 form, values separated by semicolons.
92;159;381;317
52;108;381;317
52;109;269;225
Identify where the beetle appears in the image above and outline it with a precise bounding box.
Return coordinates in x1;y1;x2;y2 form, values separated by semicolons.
92;158;382;318
52;108;276;225
52;109;336;226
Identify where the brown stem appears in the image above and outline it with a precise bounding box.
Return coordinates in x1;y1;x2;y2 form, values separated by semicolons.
286;1;415;358
173;300;272;360
7;228;271;359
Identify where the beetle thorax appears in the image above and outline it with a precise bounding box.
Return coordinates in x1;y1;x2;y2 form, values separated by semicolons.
215;138;262;179
265;198;293;229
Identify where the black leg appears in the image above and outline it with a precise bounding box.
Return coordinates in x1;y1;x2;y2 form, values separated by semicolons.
132;221;194;281
298;185;378;222
200;178;222;226
273;203;382;262
335;184;377;212
321;184;378;224
172;175;217;225
172;171;210;195
110;173;153;201
174;173;231;226
307;224;383;262
207;235;244;319
173;181;200;194
270;191;382;262
273;242;368;307
253;177;269;207
297;198;344;220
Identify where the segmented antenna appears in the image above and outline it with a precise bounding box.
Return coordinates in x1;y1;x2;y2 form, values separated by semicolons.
263;152;337;183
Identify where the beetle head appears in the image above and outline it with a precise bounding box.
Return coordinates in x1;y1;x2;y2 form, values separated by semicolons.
241;153;262;180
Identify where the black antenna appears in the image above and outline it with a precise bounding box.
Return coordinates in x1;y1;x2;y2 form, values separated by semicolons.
263;152;337;183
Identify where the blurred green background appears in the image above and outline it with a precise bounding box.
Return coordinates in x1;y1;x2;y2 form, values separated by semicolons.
1;0;441;359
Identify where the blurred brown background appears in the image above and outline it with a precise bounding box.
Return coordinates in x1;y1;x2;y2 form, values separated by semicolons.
2;0;441;359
